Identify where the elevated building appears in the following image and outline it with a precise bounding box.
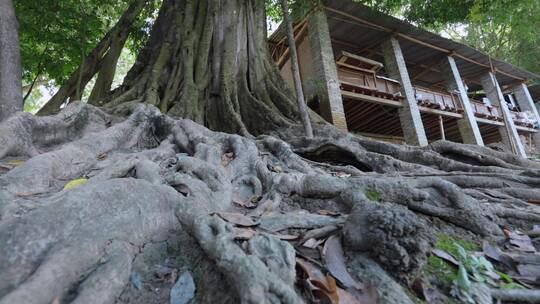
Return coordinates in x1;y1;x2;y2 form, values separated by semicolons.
269;1;540;157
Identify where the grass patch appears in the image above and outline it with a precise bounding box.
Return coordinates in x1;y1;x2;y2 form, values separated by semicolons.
364;188;381;202
425;255;458;284
434;233;479;257
423;234;479;284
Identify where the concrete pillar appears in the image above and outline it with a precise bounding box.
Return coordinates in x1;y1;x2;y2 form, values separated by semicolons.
381;36;428;146
512;83;540;122
306;10;347;131
512;83;540;149
440;56;484;145
480;72;527;157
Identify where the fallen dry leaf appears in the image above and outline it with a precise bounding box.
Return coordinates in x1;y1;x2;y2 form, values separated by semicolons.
431;249;459;266
234;227;257;240
323;235;363;290
232;195;257;208
507;231;536;252
267;164;283;173
334;172;351;178
336;287;361;304
217;212;258;227
97;153;107;160
528;200;540;205
296;258;340;303
271;233;298;241
317;210;340;216
303;238;325;249
6;159;25;166
300;225;339;244
221;152;234;167
173;183;191;196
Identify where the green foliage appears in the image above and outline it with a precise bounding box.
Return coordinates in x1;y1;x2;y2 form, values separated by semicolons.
435;234;479;257
424;234;523;302
364;188;381;202
425;255;458;283
15;0;160;88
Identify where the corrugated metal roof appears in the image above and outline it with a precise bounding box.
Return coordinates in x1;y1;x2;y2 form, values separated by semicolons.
269;1;539;89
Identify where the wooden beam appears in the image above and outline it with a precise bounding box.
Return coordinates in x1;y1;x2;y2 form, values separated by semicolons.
439;115;446;140
418;106;463;118
476;117;505;126
323;6;390;33
340;90;402;107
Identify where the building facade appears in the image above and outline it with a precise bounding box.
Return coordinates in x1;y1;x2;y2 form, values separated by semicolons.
269;1;540;157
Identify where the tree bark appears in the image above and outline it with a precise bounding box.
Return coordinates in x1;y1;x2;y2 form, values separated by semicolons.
280;0;313;138
0;0;22;121
105;0;302;136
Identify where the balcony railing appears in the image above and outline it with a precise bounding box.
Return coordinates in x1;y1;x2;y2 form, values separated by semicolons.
470;99;503;122
510;110;538;128
336;62;402;101
413;86;462;113
335;52;403;102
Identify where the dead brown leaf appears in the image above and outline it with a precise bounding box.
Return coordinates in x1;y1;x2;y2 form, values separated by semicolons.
507;231;536;253
173;183;191;197
317;210;340;216
271;233;298;241
221;152;234;167
323;235;363;290
97;153;107;160
303;238;325;249
217;212;258;227
336;287;362;304
267;164;283;173
300;225;339;244
234;227;257;240
431;249;459;266
232;194;257;208
334;172;351;178
297;258;340;303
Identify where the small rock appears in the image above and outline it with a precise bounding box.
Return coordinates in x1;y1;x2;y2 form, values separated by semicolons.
170;271;196;304
130;272;143;290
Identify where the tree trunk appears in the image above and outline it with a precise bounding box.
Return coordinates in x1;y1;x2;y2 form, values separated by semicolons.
103;0;302;136
280;0;313;138
0;0;22;121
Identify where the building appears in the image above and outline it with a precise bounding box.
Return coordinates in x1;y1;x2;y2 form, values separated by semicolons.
268;1;540;157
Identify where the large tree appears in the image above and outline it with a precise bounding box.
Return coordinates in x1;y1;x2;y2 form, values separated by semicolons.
0;0;22;121
1;1;540;303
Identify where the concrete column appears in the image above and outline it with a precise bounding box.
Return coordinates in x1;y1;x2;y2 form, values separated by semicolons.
440;56;484;145
306;10;347;131
512;83;540;122
480;72;527;157
512;83;540;149
381;36;428;146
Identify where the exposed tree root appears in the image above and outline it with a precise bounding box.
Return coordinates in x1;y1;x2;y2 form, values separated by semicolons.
1;103;540;303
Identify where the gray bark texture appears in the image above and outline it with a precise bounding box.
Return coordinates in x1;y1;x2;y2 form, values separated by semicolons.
0;0;22;121
3;1;540;303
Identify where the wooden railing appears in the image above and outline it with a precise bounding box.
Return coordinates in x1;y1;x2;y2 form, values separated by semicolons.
413;86;462;113
336;62;402;101
510;110;538;128
470;99;503;121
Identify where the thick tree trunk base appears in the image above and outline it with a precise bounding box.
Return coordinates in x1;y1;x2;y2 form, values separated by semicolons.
1;103;540;303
